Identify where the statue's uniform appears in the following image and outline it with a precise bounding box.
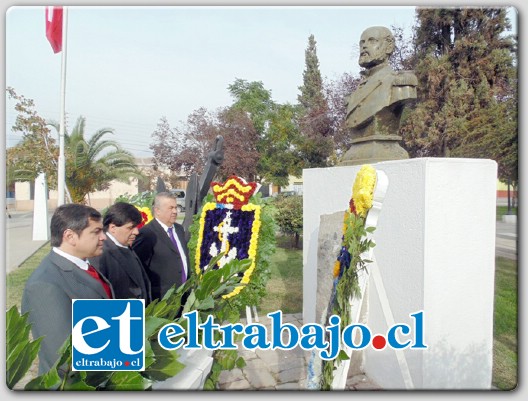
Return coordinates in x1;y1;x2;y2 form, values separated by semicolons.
346;64;418;130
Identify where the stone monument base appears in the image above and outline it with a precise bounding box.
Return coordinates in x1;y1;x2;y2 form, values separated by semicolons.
303;158;497;389
339;138;409;166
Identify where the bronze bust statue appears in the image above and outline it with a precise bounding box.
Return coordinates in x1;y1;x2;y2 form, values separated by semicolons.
339;26;417;166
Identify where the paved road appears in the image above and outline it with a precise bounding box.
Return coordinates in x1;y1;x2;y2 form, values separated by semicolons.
5;211;52;273
496;220;518;260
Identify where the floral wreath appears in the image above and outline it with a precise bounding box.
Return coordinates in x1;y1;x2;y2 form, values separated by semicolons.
135;206;153;229
333;164;377;280
309;164;378;390
194;176;261;299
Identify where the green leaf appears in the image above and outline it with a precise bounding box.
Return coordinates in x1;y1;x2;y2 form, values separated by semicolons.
144;340;155;369
181;290;197;316
195;269;224;300
337;350;350;362
215;349;238;371
203;377;216;390
5;306;42;389
235;357;247;369
145;316;173;339
145;341;185;382
62;374;97;391
82;371;113;389
24;368;62;390
196;296;215;311
104;372;151;391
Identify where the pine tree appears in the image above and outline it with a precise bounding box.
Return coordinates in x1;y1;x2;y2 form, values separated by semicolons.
297;34;333;168
400;8;517;186
298;34;325;110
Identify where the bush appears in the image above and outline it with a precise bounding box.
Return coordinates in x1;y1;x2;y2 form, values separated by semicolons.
274;194;303;248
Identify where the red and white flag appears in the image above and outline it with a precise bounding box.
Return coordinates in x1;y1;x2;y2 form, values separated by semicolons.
45;6;63;53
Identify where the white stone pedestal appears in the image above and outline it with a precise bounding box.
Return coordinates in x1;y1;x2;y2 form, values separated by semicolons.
32;173;49;241
303;158;497;390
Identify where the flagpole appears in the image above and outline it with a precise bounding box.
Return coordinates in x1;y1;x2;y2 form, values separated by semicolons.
57;7;68;206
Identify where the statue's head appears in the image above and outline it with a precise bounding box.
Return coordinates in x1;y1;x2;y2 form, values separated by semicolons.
358;26;395;69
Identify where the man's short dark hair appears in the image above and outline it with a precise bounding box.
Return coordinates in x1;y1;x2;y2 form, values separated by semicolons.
103;202;142;231
50;204;102;247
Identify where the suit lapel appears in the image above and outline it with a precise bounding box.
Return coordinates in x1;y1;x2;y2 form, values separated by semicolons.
151;219;179;254
105;240;143;288
50;251;110;298
173;224;186;245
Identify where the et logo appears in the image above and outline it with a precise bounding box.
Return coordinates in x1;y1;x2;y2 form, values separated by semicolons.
72;299;144;371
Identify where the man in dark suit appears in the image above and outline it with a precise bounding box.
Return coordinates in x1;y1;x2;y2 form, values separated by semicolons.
132;192;190;301
90;202;152;305
22;204;113;375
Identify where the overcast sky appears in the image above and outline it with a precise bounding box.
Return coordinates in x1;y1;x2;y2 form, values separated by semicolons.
4;5;517;157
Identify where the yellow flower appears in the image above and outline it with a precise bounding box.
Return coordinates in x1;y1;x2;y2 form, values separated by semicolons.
333;260;341;278
352;165;377;217
224;205;261;299
342;211;352;235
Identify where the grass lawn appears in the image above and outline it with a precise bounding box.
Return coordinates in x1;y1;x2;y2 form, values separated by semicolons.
492;257;518;390
6;238;517;390
496;206;517;220
258;240;303;314
6;242;52;312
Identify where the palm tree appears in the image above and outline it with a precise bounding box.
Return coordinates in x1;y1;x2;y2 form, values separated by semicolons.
50;116;144;204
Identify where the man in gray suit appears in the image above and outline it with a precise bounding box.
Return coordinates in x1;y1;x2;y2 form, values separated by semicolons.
22;203;112;375
132;192;190;301
91;202;152;304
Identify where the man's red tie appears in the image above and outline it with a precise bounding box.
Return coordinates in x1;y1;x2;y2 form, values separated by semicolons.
87;265;113;298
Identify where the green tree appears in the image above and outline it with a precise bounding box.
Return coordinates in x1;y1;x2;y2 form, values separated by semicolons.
227;79;302;186
50;116;143;204
297;35;333;168
6;87;58;189
298;35;325;110
400;8;517;187
257;104;302;187
228;79;274;137
274;195;303;249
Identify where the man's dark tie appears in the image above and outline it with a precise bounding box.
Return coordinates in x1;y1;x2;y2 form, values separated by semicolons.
87;264;113;298
167;227;187;283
